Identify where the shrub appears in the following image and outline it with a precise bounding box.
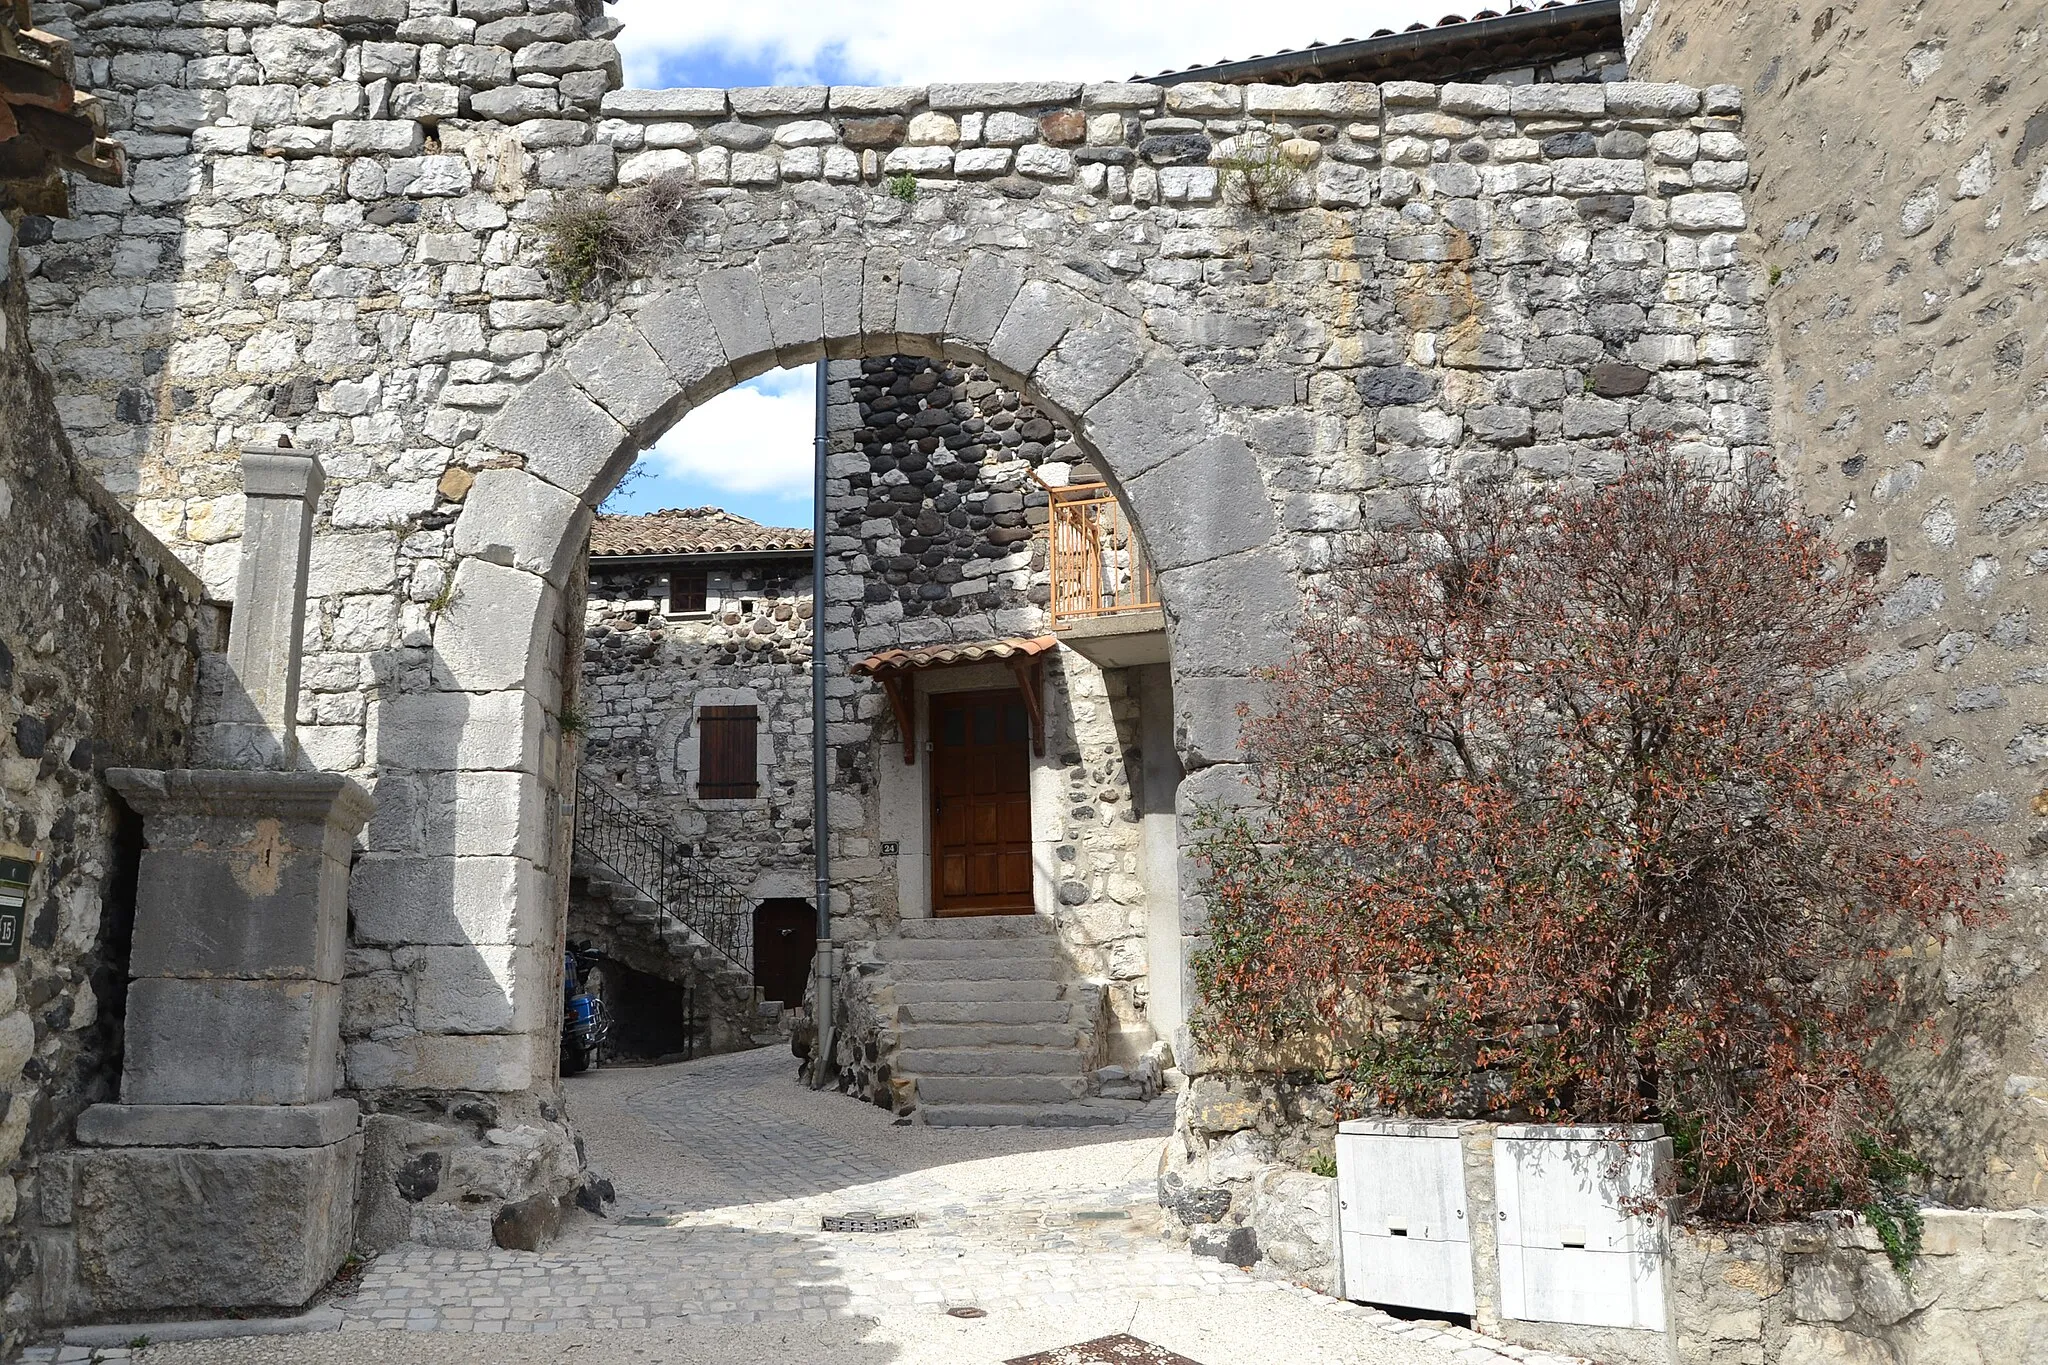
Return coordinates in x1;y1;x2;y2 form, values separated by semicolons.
1193;437;2003;1221
537;170;694;298
887;171;919;202
1215;133;1311;211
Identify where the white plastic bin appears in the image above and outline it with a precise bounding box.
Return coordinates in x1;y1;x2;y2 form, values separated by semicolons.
1335;1120;1475;1314
1493;1124;1670;1331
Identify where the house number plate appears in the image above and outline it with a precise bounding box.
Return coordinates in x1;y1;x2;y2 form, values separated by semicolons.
0;855;35;966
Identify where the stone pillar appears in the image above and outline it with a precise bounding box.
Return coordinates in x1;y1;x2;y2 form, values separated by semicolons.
1138;662;1186;1046
61;768;373;1317
204;446;323;770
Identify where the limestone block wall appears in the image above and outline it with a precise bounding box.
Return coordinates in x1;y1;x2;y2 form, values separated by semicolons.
1623;0;2048;1210
0;243;210;1354
1674;1210;2048;1365
14;0;1780;1228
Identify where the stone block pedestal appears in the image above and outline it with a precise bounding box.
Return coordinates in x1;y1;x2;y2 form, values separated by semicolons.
69;1108;361;1314
59;769;375;1316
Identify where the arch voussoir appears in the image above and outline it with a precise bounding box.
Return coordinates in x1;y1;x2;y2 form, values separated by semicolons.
479;367;628;501
945;253;1029;351
562;318;681;441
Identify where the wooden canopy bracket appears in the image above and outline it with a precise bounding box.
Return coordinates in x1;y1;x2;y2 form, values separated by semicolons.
1007;655;1047;758
879;671;917;765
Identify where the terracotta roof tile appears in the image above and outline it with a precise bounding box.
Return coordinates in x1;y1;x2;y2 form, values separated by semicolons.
590;507;812;558
853;636;1059;676
1;0;124;214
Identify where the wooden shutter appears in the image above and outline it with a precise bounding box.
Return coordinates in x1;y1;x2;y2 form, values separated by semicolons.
698;707;758;799
670;569;707;614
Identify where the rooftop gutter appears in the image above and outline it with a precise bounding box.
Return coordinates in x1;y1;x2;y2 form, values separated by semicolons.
1140;0;1622;86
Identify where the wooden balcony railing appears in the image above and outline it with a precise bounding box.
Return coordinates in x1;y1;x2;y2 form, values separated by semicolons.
1039;479;1160;629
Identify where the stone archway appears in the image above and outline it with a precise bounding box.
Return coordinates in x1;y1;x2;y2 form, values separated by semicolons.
401;252;1294;1113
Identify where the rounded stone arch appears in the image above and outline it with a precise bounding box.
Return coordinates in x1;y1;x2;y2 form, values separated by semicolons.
414;248;1296;1094
451;247;1296;774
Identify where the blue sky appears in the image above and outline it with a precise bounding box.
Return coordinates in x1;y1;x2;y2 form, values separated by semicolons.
603;1;1457;527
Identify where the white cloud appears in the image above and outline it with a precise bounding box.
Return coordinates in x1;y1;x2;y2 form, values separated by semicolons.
611;1;1463;89
645;365;817;502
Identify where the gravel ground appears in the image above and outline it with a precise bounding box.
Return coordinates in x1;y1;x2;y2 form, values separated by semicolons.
105;1051;1552;1365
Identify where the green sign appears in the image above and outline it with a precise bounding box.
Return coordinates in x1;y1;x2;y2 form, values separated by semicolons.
0;855;32;966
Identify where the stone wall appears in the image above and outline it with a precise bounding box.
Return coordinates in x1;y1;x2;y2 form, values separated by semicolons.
1675;1209;2048;1365
0;239;210;1353
1623;0;2048;1210
829;355;1156;1041
18;0;1785;1225
582;555;814;893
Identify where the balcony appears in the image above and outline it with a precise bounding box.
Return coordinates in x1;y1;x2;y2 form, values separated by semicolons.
1040;477;1168;669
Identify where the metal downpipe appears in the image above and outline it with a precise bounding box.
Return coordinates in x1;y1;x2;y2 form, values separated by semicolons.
810;361;836;1088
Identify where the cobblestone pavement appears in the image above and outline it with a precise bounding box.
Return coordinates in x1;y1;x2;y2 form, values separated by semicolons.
104;1050;1580;1365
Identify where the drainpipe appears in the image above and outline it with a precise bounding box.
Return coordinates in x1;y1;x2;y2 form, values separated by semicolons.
810;361;836;1088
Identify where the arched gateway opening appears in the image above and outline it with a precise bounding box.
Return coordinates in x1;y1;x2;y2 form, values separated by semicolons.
343;260;1295;1231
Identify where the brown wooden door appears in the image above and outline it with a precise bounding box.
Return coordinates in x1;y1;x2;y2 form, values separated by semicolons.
752;899;815;1009
931;689;1035;916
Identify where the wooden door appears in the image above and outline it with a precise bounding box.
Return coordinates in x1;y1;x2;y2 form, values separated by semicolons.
752;899;815;1009
930;689;1035;916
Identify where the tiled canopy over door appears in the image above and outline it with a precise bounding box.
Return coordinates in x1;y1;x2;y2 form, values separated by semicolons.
931;690;1034;916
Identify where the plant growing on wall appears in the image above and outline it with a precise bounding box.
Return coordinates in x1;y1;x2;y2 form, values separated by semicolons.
1215;132;1310;211
1192;437;2004;1221
537;170;695;298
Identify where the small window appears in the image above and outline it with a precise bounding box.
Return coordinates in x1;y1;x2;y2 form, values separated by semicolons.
669;569;707;614
698;706;759;799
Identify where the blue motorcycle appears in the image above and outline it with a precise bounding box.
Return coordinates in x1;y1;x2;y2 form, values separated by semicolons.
561;944;611;1075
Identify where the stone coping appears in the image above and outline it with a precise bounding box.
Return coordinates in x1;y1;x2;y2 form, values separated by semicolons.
76;1099;361;1149
597;79;1742;120
105;768;376;827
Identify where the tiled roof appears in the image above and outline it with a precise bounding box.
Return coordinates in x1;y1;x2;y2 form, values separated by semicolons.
590;507;812;558
853;636;1059;676
1;0;124;214
1138;1;1623;86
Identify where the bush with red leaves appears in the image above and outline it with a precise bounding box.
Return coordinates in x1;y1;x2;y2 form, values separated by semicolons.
1193;442;2004;1219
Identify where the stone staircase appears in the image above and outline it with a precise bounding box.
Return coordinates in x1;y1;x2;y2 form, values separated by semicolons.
879;916;1132;1128
570;863;768;1054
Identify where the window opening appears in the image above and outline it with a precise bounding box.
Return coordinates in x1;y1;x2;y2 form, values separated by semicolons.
698;706;760;799
669;569;708;615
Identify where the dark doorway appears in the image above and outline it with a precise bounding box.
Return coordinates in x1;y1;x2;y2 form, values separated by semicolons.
931;689;1034;916
753;899;815;1008
593;958;694;1062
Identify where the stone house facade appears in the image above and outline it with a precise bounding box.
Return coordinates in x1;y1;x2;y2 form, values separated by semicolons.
575;360;1182;1097
573;505;815;1056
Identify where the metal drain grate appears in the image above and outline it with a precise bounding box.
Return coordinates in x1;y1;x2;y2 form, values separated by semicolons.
821;1210;918;1233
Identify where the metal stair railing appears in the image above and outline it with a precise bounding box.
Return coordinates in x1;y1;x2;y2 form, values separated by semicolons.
572;771;754;981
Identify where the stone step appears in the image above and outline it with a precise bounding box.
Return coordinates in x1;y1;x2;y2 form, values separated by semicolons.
920;1101;1131;1129
891;979;1064;1004
916;1073;1089;1104
895;915;1055;940
897;1000;1077;1026
883;955;1063;983
897;1046;1085;1076
879;936;1068;961
898;1022;1081;1049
